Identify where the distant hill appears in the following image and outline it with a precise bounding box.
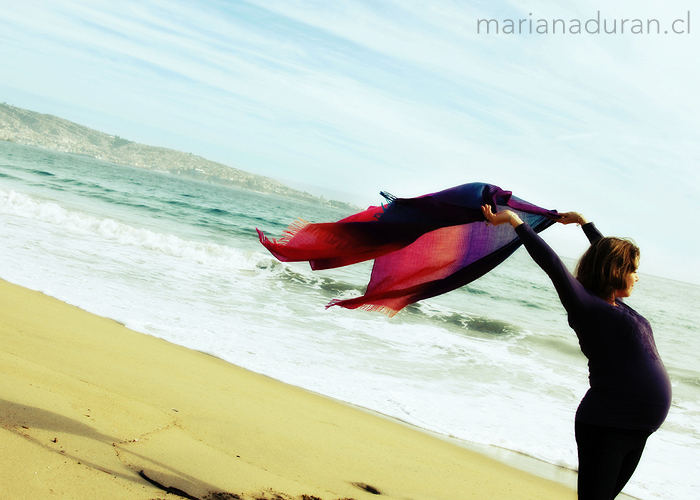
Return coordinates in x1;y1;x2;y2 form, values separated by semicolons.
0;102;357;211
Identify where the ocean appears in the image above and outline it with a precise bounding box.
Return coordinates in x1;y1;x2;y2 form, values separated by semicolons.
1;140;698;500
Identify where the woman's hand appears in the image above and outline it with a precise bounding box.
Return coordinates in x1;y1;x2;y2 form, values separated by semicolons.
481;205;523;227
556;212;588;225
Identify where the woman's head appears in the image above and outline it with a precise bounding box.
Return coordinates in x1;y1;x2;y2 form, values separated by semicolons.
575;237;640;300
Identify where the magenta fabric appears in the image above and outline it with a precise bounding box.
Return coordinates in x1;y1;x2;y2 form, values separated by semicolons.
257;182;559;315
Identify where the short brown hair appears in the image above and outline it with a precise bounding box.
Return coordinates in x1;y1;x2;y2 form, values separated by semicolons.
575;237;640;299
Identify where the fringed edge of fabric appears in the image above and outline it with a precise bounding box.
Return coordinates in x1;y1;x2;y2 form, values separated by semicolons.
257;218;310;247
277;218;310;245
325;298;400;318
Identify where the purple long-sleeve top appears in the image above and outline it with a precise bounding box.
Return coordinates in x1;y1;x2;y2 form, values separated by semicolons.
515;222;672;432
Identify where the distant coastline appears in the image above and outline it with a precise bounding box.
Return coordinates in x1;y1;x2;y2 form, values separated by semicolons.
0;102;358;211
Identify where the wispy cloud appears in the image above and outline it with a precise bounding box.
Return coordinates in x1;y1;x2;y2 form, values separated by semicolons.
0;0;698;282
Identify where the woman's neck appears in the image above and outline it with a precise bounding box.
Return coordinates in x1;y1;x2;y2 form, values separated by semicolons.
603;294;618;306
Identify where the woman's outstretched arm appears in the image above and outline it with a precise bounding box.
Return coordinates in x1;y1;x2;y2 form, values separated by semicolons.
482;206;602;242
481;206;589;228
557;212;588;226
481;205;591;312
481;204;524;227
553;211;604;243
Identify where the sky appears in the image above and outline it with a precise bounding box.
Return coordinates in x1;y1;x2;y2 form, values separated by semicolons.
1;0;698;284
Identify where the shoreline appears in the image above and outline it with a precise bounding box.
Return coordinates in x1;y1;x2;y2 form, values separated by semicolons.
0;278;579;499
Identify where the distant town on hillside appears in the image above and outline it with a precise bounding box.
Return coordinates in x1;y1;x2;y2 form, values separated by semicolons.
0;102;358;211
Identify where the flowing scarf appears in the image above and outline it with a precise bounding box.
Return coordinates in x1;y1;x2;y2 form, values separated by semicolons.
257;182;559;316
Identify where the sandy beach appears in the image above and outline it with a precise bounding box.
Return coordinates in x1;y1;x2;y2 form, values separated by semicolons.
0;278;576;500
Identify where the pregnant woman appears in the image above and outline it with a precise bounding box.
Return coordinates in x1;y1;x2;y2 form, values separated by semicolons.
481;206;672;500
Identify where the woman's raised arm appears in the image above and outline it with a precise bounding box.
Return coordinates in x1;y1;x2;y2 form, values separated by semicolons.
557;212;588;225
481;205;591;312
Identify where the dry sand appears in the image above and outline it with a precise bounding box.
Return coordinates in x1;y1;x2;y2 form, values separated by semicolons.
0;279;576;499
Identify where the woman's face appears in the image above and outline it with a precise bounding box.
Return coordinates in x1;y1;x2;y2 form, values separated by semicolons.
615;270;639;299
